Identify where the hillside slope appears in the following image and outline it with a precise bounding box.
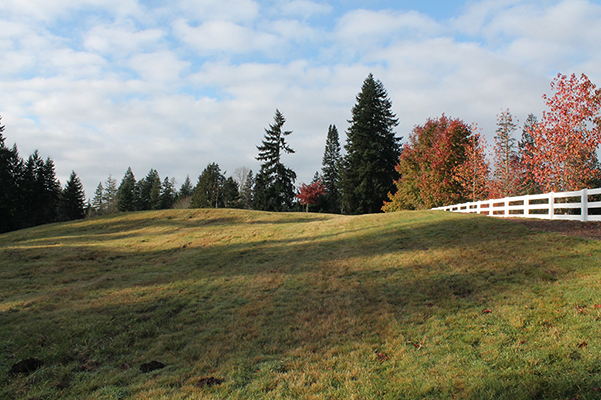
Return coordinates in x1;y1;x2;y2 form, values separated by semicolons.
1;209;601;399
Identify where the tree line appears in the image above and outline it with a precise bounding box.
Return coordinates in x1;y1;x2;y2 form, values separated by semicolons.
2;72;600;234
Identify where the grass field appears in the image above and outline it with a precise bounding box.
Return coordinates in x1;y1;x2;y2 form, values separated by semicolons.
1;208;601;399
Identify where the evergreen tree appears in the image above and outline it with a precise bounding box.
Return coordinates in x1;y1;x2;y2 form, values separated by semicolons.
59;171;86;221
222;176;240;208
518;114;541;195
160;177;177;209
90;182;105;216
340;74;401;214
135;169;161;210
239;169;254;209
0;118;23;232
321;124;342;213
178;175;193;199
191;162;225;208
255;109;297;211
103;175;119;214
491;109;521;197
117;167;137;212
19;151;61;226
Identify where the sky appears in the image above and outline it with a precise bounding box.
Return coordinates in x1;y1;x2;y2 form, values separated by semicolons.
1;0;601;197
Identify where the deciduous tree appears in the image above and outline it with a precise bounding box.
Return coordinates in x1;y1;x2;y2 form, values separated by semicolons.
523;73;601;192
296;180;326;212
383;115;473;211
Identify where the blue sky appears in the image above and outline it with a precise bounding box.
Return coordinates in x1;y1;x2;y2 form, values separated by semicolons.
1;0;601;196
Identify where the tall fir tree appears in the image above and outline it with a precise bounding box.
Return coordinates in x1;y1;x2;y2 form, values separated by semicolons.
117;167;137;212
321;124;342;213
254;109;297;211
340;74;401;214
59;171;86;221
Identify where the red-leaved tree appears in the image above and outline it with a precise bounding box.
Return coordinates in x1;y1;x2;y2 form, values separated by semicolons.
383;115;473;211
523;73;601;192
296;180;326;212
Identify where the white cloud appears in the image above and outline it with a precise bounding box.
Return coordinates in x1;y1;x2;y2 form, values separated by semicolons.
84;23;166;57
277;0;332;18
128;50;190;83
173;19;282;55
336;9;442;44
176;0;260;22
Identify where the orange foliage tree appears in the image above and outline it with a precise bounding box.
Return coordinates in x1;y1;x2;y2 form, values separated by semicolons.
383;115;476;211
523;73;601;192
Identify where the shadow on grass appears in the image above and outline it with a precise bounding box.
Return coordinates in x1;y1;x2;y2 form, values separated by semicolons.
1;209;599;399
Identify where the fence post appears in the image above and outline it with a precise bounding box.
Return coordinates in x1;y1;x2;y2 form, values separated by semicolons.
582;188;588;222
549;192;554;220
525;194;530;217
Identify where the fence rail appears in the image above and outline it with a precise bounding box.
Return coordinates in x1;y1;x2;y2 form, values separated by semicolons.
431;188;601;221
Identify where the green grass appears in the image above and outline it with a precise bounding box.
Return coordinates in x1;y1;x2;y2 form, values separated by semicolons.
1;208;601;399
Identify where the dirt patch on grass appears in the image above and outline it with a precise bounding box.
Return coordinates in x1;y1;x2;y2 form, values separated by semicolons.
508;218;601;241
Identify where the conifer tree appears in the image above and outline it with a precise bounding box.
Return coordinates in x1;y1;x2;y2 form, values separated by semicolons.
191;162;225;208
117;167;137;212
340;74;401;214
491;109;521;197
103;175;119;214
0;118;23;232
255;109;297;211
59;171;86;221
321;124;342;213
518;114;541;195
239;170;254;209
90;182;105;216
160;177;177;209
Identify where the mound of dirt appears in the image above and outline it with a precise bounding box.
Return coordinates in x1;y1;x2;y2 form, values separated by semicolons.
196;377;225;388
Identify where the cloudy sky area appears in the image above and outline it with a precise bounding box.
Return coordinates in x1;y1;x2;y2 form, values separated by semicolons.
1;0;601;196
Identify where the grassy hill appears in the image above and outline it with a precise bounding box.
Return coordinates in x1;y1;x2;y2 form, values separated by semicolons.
1;209;601;399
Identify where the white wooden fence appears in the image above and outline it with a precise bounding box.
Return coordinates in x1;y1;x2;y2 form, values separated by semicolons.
432;188;601;221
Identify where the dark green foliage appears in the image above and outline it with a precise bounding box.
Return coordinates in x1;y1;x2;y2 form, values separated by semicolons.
59;171;86;221
191;162;225;208
160;177;177;209
340;74;401;214
321;124;342;213
117;167;137;212
222;177;239;208
0;119;22;233
254;109;297;211
136;169;161;211
18;151;61;227
178;175;193;199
